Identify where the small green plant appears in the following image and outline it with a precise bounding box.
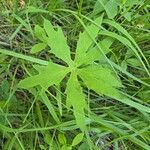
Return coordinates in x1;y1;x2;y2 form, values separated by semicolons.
57;133;84;149
18;18;122;131
0;0;150;149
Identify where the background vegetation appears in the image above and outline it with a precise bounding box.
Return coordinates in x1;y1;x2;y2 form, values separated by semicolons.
0;0;150;149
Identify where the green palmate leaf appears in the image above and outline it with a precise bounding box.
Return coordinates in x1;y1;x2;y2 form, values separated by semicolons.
13;17;150;138
18;62;69;89
75;18;101;65
30;43;47;54
44;19;73;65
78;64;122;98
66;73;86;131
18;18;124;131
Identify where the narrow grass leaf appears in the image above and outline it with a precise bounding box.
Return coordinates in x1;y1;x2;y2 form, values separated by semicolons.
40;92;60;123
103;19;150;72
113;94;150;113
13;14;33;35
0;48;48;65
99;30;150;76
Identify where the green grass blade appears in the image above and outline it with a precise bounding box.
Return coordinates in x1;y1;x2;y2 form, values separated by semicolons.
0;48;48;65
